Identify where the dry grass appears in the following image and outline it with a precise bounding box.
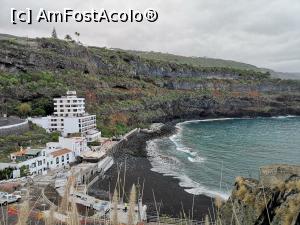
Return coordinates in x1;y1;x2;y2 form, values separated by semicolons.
214;196;223;210
111;189;119;225
243;193;255;205
16;199;30;225
60;175;75;213
235;176;244;186
285;180;300;192
276;193;300;225
235;185;248;200
271;178;286;192
204;215;210;225
67;200;80;225
44;206;55;225
128;184;136;225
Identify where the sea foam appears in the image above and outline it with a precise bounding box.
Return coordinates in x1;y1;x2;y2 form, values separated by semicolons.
147;138;229;200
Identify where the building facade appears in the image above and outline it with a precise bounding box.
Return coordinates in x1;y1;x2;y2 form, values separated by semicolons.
7;136;90;177
53;91;85;117
30;91;101;142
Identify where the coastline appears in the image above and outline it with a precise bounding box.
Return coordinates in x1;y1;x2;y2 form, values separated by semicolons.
88;122;215;220
88;114;299;220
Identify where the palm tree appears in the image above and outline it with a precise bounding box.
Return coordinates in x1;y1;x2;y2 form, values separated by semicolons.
74;32;80;42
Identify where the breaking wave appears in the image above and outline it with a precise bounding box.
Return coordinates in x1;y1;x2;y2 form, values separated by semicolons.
147;139;229;199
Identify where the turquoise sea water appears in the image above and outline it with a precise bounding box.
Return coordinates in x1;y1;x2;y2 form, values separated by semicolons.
146;116;300;199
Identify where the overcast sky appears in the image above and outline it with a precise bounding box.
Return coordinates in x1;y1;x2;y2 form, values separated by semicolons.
1;0;299;72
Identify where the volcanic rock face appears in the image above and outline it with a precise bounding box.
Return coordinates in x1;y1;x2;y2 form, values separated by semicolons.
1;35;300;135
219;165;300;225
0;37;266;79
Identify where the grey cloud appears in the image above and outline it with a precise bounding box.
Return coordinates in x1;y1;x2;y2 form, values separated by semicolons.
0;0;299;72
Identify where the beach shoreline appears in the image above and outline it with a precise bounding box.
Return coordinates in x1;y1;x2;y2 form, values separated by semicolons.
88;114;299;220
88;121;216;220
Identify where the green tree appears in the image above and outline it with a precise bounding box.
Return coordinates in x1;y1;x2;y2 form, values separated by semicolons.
0;167;14;180
32;108;46;116
64;34;72;41
52;28;58;38
18;103;31;117
50;132;60;142
20;165;29;177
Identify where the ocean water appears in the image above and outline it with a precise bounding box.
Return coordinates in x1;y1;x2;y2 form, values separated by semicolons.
146;116;300;199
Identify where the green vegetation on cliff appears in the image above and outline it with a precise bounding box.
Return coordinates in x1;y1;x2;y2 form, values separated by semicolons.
125;50;260;70
0;123;57;162
0;35;300;137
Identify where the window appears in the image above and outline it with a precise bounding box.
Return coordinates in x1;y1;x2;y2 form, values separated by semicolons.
67;154;69;160
62;155;64;162
56;157;59;164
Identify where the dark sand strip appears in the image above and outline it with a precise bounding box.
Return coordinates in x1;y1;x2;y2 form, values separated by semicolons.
88;123;214;221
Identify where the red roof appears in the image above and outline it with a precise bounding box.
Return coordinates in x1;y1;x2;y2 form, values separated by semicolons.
50;148;72;157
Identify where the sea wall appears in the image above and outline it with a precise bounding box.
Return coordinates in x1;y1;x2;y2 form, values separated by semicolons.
0;118;29;136
107;128;141;156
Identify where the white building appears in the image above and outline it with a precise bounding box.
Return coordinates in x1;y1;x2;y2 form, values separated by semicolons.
30;91;101;142
53;91;85;117
47;148;74;169
10;148;48;176
5;136;90;178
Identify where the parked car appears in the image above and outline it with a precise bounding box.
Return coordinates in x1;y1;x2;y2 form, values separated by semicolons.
0;192;8;198
12;191;22;200
0;194;19;206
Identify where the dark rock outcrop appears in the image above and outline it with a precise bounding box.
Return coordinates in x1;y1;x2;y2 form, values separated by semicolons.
219;165;300;225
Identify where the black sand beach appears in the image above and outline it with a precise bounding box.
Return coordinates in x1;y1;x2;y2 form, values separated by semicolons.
88;123;214;221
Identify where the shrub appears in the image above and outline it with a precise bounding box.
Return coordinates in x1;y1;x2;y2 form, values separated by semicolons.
17;103;32;117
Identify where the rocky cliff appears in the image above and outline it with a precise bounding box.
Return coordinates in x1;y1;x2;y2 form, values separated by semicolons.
0;35;300;136
219;165;300;225
0;36;269;79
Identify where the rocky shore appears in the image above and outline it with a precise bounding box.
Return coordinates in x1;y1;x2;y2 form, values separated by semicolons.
88;122;214;220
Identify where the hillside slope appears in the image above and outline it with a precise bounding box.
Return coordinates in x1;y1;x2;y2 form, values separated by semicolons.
0;34;300;138
119;49;260;70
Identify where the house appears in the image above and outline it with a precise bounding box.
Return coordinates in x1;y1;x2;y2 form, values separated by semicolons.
10;147;46;162
47;148;74;169
57;136;89;157
10;148;48;176
5;136;90;178
30;91;101;142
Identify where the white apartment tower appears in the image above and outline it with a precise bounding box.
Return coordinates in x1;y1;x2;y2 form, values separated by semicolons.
30;91;101;142
54;91;85;117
